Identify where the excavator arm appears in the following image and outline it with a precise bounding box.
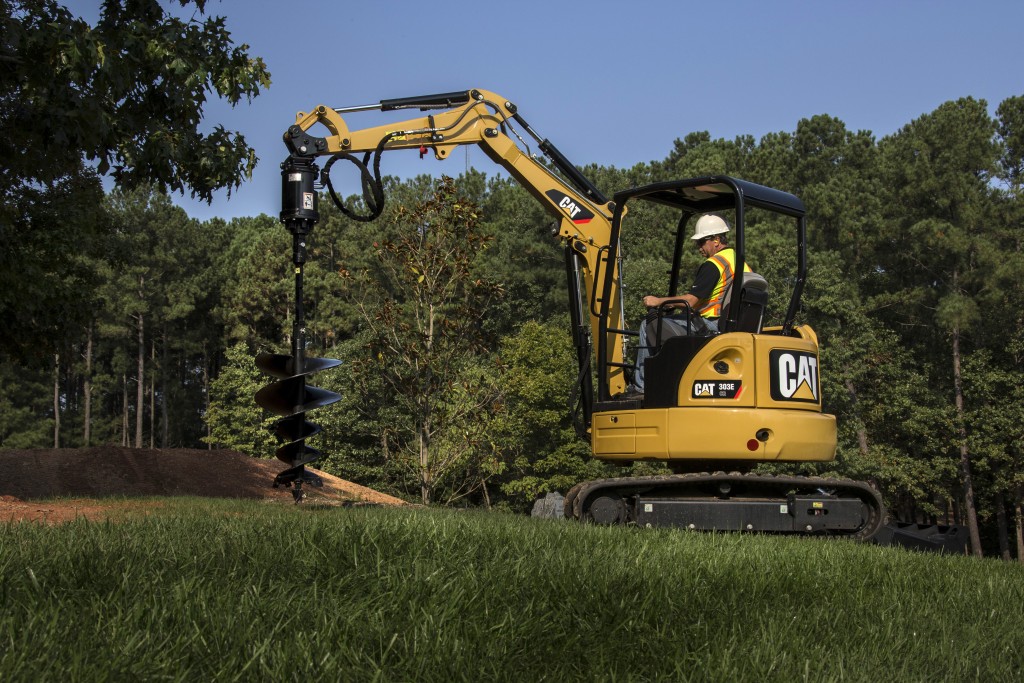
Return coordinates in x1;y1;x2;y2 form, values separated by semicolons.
283;88;630;401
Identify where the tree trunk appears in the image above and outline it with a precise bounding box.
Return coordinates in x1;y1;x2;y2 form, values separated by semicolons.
83;323;92;446
1016;484;1024;563
951;325;983;557
149;341;156;449
419;417;432;505
995;490;1011;561
203;344;211;450
843;379;870;456
161;330;168;447
136;308;144;449
52;353;60;448
121;374;129;447
419;303;436;505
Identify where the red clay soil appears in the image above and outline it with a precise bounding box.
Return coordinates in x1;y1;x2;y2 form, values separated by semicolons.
0;447;406;524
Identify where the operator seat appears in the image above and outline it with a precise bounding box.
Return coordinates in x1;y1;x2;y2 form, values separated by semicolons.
720;272;768;333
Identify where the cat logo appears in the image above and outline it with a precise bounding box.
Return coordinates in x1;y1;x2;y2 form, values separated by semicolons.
545;190;594;225
692;381;742;399
769;349;819;403
694;382;715;397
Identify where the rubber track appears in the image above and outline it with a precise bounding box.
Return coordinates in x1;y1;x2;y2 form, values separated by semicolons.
563;472;886;540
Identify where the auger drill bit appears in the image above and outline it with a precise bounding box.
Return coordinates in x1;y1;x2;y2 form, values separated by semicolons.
254;156;341;502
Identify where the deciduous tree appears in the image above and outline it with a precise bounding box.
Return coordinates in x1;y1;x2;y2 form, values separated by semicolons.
348;177;503;504
0;0;269;359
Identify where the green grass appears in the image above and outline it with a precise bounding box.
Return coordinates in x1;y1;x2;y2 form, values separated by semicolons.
2;499;1022;682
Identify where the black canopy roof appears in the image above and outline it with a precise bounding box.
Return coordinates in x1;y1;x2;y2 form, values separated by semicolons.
611;176;805;218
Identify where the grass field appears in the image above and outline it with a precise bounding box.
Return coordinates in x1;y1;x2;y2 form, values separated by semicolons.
2;499;1022;681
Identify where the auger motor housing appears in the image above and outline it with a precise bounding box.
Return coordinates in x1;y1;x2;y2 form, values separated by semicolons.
281;155;320;231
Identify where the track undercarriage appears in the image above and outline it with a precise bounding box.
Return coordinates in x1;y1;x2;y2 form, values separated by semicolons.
564;472;886;541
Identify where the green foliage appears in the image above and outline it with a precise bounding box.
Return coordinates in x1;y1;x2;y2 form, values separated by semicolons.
474;177;565;337
0;46;1022;553
491;319;610;505
312;336;412;497
656;131;755;180
0;0;269;200
0;0;269;361
0;361;54;447
0;166;107;361
997;95;1024;191
344;177;504;504
216;214;291;347
202;342;275;457
94;186;228;448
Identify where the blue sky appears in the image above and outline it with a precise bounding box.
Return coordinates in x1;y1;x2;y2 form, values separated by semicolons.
65;0;1024;221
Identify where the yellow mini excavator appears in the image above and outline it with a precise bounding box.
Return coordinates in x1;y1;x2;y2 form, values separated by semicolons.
271;88;897;540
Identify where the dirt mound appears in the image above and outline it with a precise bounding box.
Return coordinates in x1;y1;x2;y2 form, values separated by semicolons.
0;447;406;523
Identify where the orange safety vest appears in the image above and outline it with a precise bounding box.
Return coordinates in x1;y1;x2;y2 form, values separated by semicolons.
699;248;751;318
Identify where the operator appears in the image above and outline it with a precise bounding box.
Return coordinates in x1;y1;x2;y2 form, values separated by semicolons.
627;214;751;396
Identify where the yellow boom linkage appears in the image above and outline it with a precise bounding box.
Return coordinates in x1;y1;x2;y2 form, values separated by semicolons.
284;89;628;397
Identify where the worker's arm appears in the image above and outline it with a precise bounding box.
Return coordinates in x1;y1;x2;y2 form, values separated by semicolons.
643;294;699;309
643;261;718;310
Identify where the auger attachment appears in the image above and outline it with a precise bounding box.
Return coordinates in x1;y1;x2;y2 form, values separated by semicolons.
254;156;341;502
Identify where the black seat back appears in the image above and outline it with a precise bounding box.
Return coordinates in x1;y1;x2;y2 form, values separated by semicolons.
721;272;768;333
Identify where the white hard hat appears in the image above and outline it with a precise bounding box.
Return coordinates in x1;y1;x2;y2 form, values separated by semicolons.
691;214;730;240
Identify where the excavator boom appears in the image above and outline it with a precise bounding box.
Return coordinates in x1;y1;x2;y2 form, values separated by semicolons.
283;89;627;400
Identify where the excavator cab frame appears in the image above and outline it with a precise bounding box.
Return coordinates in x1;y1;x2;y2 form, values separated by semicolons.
581;173;841;476
593;176;808;405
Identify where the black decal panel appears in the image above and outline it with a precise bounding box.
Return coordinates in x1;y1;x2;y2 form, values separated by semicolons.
545;190;594;224
769;349;820;403
692;381;743;399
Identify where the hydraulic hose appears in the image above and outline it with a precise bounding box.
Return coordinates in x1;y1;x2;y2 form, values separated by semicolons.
320;133;395;222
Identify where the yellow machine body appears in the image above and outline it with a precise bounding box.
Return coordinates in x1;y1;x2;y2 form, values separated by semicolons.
592;326;836;464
